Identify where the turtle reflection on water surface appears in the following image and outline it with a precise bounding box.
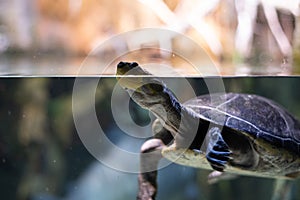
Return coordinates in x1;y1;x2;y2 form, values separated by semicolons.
116;61;300;200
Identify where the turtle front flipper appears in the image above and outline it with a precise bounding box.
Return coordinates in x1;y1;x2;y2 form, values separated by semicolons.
206;127;232;172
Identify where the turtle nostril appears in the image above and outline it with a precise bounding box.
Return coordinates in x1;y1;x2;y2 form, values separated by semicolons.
130;62;138;68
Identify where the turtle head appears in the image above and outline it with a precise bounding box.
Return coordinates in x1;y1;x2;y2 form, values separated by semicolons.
116;61;169;103
116;61;182;125
117;61;164;94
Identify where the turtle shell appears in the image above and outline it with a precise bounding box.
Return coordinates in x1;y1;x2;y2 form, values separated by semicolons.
184;93;300;155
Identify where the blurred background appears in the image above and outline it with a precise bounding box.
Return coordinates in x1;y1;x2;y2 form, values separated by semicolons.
0;0;299;75
1;1;300;200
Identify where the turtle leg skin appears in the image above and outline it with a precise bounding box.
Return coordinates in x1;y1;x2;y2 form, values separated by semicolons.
138;119;173;200
138;139;164;200
206;127;231;172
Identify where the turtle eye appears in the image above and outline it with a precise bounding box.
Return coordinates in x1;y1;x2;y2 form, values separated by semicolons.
149;84;164;92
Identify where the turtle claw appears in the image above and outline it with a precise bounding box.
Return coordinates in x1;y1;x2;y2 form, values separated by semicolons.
206;128;232;172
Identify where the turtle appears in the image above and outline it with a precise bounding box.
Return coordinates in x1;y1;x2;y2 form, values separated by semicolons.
116;61;300;200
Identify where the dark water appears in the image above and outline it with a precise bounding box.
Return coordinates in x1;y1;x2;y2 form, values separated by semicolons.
1;76;300;200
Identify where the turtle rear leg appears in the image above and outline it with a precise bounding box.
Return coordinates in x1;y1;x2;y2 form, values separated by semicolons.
138;119;173;200
206;127;232;172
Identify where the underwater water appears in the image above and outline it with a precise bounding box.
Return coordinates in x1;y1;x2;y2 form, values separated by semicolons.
1;76;300;200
